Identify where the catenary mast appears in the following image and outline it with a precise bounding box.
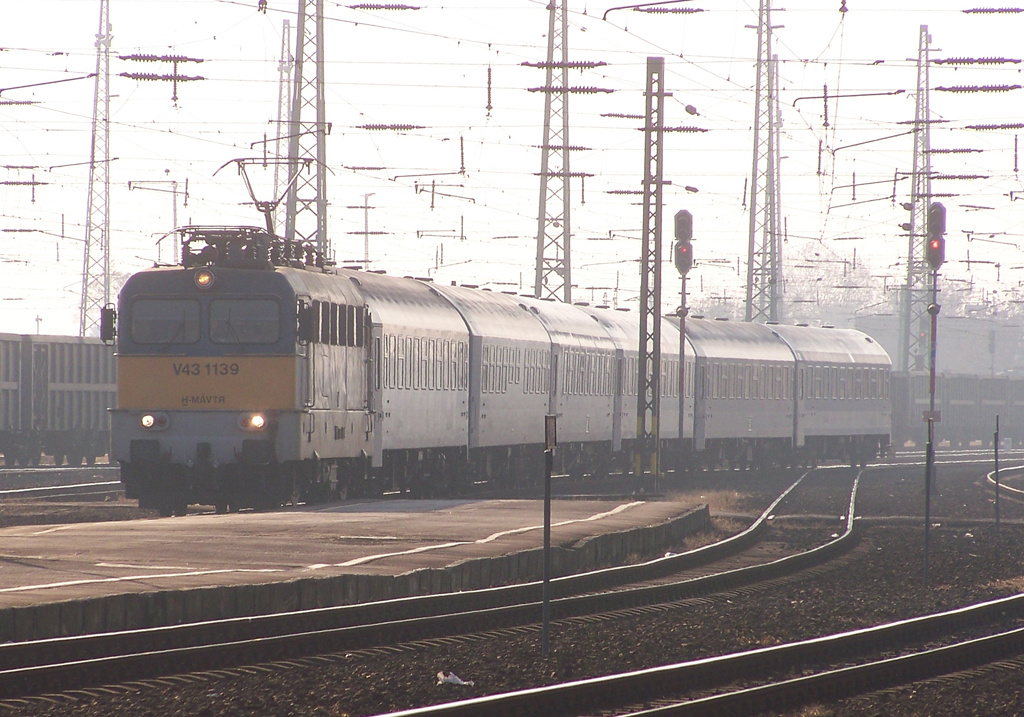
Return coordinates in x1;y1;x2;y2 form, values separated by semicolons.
79;0;112;336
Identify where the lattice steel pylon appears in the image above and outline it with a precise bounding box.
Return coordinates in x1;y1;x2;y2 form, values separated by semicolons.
285;0;328;257
898;25;935;372
79;0;112;337
272;19;293;236
533;0;573;302
745;0;783;323
634;56;668;483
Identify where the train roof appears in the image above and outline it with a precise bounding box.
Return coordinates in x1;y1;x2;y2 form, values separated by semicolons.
512;296;618;352
583;306;683;359
340;271;467;333
683;318;795;362
427;285;551;343
768;324;891;367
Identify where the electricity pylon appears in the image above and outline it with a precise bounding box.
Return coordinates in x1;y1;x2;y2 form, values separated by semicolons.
285;0;328;257
898;25;935;372
79;0;112;337
273;19;293;235
528;1;608;303
745;0;784;323
532;0;573;303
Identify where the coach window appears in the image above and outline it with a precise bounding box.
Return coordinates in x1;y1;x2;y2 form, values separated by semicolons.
499;346;507;393
338;305;349;346
384;335;395;388
330;304;339;345
132;299;201;344
457;341;468;390
318;302;331;344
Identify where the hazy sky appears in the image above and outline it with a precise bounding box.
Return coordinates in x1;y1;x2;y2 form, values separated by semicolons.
2;0;1022;335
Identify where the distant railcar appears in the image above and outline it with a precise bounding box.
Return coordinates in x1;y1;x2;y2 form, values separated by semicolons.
0;333;115;466
891;371;1024;449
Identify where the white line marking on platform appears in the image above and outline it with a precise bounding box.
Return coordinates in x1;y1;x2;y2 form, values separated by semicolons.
0;568;281;594
329;501;645;568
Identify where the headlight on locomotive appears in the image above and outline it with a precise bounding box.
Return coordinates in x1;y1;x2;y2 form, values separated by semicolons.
194;268;216;289
237;413;267;431
140;412;170;431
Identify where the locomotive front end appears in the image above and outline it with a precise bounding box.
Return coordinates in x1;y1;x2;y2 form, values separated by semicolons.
109;227;361;515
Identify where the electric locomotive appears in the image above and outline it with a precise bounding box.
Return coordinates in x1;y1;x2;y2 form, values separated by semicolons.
109;226;373;515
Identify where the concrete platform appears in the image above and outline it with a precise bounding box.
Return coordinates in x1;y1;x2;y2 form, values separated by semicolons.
0;498;708;642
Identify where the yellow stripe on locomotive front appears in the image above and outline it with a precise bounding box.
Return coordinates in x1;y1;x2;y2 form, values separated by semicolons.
117;355;299;410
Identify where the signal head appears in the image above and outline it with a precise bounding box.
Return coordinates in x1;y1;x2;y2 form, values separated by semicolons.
673;240;693;276
674;210;693;242
926;236;945;270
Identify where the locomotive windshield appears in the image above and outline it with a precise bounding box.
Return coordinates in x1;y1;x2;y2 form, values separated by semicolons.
129;298;280;345
131;299;201;344
210;299;280;344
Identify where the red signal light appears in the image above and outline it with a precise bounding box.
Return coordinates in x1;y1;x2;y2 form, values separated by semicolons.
674;240;693;276
926;236;945;270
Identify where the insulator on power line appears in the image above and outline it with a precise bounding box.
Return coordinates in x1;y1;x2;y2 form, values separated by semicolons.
962;7;1024;13
527;86;614;94
934;56;1021;64
356;124;425;131
637;7;705;12
348;3;421;9
537;145;591;151
967;122;1024;130
120;73;205;82
936;84;1022;92
119;54;203;64
521;61;608;70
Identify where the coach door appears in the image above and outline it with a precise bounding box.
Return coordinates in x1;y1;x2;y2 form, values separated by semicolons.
368;320;383;468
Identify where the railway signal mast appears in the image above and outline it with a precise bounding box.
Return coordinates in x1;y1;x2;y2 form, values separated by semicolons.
923;199;945;587
674;210;693;473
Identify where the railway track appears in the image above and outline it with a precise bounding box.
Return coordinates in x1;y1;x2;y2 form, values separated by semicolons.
0;465;121;501
0;467;861;702
377;596;1024;717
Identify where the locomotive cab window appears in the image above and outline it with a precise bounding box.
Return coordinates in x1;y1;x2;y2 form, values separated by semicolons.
131;299;200;344
210;299;280;344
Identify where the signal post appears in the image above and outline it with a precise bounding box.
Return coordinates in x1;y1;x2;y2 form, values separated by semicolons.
673;210;693;474
923;201;945;586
